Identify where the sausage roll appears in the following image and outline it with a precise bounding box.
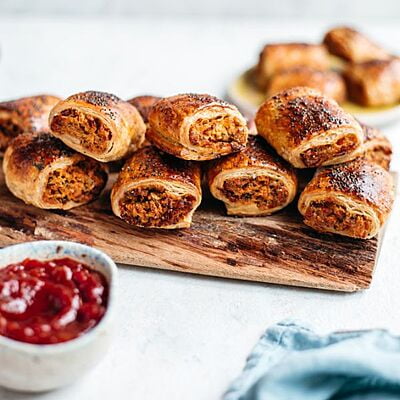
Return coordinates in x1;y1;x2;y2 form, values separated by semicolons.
298;159;394;239
127;95;161;123
49;91;146;162
255;87;364;168
3;132;108;210
147;93;248;161
256;43;330;88
344;59;400;106
111;146;201;229
360;123;392;170
207;137;297;216
0;94;60;151
323;26;390;63
266;67;346;104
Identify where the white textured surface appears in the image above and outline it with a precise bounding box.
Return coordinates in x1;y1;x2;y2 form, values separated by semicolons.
0;17;400;400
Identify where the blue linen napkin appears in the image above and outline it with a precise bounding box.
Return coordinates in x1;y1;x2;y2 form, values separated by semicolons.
224;320;400;400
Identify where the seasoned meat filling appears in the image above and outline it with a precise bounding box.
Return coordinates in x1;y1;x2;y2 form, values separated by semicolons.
300;134;358;167
0;119;23;150
119;185;196;227
189;115;246;151
50;109;112;154
219;175;289;210
43;160;107;205
304;200;374;238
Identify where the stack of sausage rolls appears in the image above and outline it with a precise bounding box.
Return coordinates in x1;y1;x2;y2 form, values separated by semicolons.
253;26;400;108
255;86;394;239
0;85;394;239
1;91;146;210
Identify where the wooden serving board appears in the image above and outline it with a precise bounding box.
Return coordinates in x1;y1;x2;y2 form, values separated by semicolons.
0;170;388;292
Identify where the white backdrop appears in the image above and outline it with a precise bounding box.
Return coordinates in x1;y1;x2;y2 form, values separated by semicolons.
0;0;400;20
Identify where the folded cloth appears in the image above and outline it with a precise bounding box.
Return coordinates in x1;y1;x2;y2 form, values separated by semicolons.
224;320;400;400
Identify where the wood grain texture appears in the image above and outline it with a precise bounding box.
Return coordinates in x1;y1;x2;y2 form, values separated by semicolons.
0;170;389;292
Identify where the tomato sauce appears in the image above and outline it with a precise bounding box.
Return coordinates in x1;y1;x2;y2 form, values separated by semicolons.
0;258;108;344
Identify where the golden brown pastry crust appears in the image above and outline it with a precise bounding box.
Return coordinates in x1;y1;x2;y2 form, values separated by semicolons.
256;43;330;88
255;86;364;168
111;146;202;229
147;93;248;161
266;67;346;103
207;137;298;216
0;95;60;151
323;26;390;63
3;132;108;210
49;91;146;162
359;123;392;170
344;59;400;106
127;95;161;123
298;158;394;239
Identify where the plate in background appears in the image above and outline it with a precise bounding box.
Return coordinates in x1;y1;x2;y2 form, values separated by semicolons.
227;69;400;127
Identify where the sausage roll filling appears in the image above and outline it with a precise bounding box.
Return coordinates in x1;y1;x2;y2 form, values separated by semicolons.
220;176;289;210
298;159;394;239
50;108;112;154
303;199;374;239
119;185;197;228
3;132;108;210
148;94;248;161
207;137;297;216
255;87;364;168
188;114;245;148
43;159;107;206
111;146;201;229
0;95;60;151
300;134;360;168
49;91;146;162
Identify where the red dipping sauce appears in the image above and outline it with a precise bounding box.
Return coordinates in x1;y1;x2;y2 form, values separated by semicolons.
0;258;108;344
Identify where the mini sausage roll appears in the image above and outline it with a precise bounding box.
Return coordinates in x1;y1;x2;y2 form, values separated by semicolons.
49;91;146;162
255;87;364;168
323;26;390;63
147;94;248;161
360;123;392;170
266;67;346;104
298;159;394;239
344;59;400;107
111;146;201;229
127;95;161;123
256;43;330;88
0;94;60;151
3;132;108;210
207;137;297;216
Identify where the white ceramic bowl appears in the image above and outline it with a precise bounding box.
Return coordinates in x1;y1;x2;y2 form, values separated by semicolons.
0;240;118;393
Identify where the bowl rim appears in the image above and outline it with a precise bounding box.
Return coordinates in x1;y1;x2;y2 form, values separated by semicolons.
0;240;118;354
